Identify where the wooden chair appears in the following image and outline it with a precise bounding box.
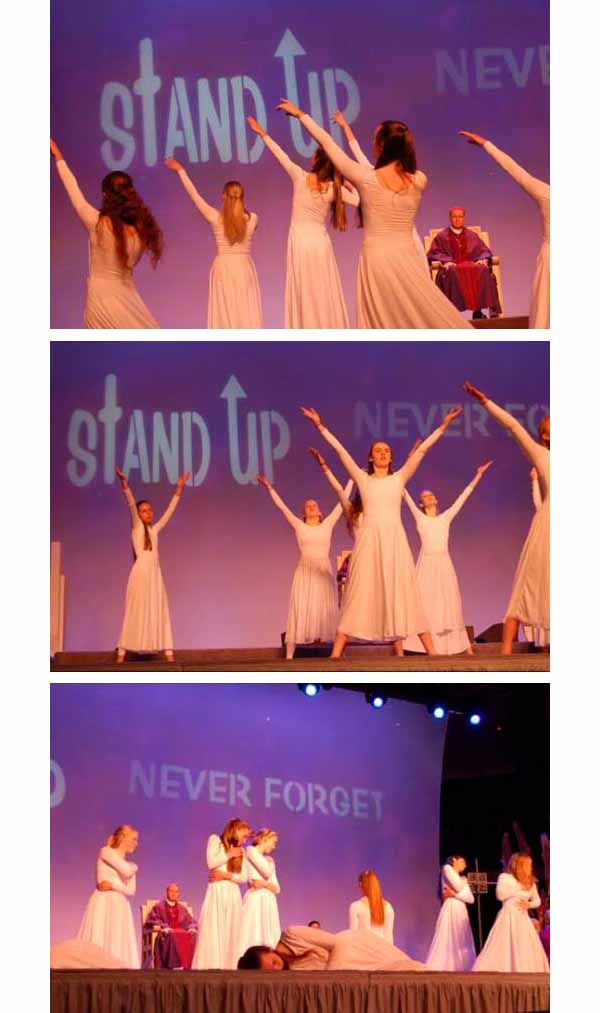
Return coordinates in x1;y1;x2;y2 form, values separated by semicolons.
424;226;504;315
140;898;195;968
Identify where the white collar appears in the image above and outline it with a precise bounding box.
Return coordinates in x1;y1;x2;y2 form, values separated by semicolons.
450;226;465;235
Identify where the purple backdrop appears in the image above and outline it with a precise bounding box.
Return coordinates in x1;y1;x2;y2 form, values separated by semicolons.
51;2;549;325
50;340;549;650
50;683;446;958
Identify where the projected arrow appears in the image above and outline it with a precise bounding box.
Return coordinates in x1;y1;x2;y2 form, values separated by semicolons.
275;29;315;157
220;375;258;484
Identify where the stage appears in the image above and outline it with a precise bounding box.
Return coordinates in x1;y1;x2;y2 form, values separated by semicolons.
51;643;549;672
50;968;550;1013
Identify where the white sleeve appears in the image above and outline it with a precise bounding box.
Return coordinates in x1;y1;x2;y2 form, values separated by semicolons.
153;493;181;534
443;483;476;523
176;169;220;224
324;479;354;525
340;185;360;207
99;847;138;879
206;834;229;870
531;473;542;511
403;489;422;522
496;873;524;902
318;426;365;485
443;866;474;904
268;487;302;530
122;485;142;529
246;846;272;880
485;400;547;471
55;159;99;230
270;864;281;895
262;133;304;181
483;142;550;204
400;426;446;483
384;902;395;943
323;469;354;517
528;884;542;909
299;114;368;187
110;874;137;897
348;901;360;931
348;137;373;167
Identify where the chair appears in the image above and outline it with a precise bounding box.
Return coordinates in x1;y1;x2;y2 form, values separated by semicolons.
140;898;195;968
424;226;504;315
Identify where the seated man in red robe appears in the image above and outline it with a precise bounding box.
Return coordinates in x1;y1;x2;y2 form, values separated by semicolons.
427;207;502;319
144;882;197;969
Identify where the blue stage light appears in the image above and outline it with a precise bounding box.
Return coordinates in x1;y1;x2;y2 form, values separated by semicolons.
299;683;321;697
469;712;482;726
366;692;388;709
433;705;446;720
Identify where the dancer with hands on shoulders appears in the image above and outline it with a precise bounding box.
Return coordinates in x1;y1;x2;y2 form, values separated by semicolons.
193;818;251;969
239;829;282;952
76;824;140;967
426;855;476;971
472;853;549;972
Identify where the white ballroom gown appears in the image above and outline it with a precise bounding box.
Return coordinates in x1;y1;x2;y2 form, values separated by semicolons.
175;169;263;328
192;835;248;969
261;133;359;328
76;847;139;967
318;425;448;642
485;400;550;643
238;846;281;952
402;486;475;654
280;925;425;971
298;115;472;329
472;873;549;972
117;486;180;653
348;897;395;943
54;159;160;328
483;142;550;328
269;485;350;652
426;865;476;971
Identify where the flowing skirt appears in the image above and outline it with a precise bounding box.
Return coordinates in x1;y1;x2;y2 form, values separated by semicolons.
529;240;550;329
192;881;242;969
426;899;476;971
285;224;349;328
118;556;174;652
287;557;338;646
77;890;139;968
239;889;281;953
356;236;472;329
472;907;549;973
404;552;471;654
85;276;159;329
208;254;263;328
505;500;549;641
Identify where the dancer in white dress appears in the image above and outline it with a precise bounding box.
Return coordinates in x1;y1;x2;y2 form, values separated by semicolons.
164;158;263;328
239;829;281;953
257;473;351;659
426;856;476;971
333;110;430;277
473;853;549;972
459;132;549;328
115;467;190;663
193;818;251;970
276;101;472;329
525;468;547;647
76;824;140;968
402;460;493;655
238;924;425;971
348;870;394;943
464;383;549;653
50;140;161;328
302;405;463;657
246;116;358;328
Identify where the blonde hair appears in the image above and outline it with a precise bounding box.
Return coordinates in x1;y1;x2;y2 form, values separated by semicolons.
106;823;137;848
253;828;278;847
221;817;250;874
221;181;249;244
359;869;385;926
509;852;534;889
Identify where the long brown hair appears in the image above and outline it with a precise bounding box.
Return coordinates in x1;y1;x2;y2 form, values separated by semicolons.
359;869;385;926
312;146;347;231
221;181;250;244
509;852;534;889
221;818;250;874
99;172;163;270
136;500;153;552
106;823;137;848
373;121;417;174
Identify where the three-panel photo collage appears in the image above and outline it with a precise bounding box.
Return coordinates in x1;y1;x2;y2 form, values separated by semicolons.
49;5;551;1012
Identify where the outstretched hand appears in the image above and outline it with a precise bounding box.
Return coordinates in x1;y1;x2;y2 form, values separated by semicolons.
246;116;266;137
463;381;488;404
256;474;272;491
300;406;322;428
115;467;128;489
458;130;486;147
309;447;327;468
164;157;184;172
332;110;348;127
477;459;494;476
176;471;191;491
442;406;463;429
277;98;303;118
50;138;63;161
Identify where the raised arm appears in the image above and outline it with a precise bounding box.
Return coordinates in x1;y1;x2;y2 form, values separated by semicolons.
116;468;141;529
51;141;99;230
324;480;354;525
301;407;364;485
443;460;493;522
443;865;474;904
403;488;422;522
247;117;303;181
164;159;219;223
463;382;546;469
153;472;190;534
256;475;302;530
310;447;355;521
277;101;367;187
400;407;463;483
530;468;542;511
458;133;549;203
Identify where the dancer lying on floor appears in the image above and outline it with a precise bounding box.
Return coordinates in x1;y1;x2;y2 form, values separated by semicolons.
237;924;425;970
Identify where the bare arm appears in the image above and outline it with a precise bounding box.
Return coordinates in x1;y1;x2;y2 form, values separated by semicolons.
52;149;99;230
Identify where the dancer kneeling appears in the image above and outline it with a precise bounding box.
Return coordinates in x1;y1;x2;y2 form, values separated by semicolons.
238;924;425;971
349;869;394;942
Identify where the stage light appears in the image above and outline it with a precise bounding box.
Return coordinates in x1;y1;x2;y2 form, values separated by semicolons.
299;683;321;698
366;692;388;709
469;712;482;726
432;705;446;720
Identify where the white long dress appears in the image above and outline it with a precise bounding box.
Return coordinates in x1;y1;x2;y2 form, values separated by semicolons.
117;486;180;652
175;169;263;328
54;159;160;328
348;897;395;943
347;137;430;276
280;925;425;971
472;873;549;972
318;425;447;641
524;472;547;646
192;835;248;969
426;865;476;971
238;847;281;952
269;485;349;651
482;142;550;329
485;400;550;642
402;486;474;654
298;115;472;329
76;847;139;967
262;134;359;328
